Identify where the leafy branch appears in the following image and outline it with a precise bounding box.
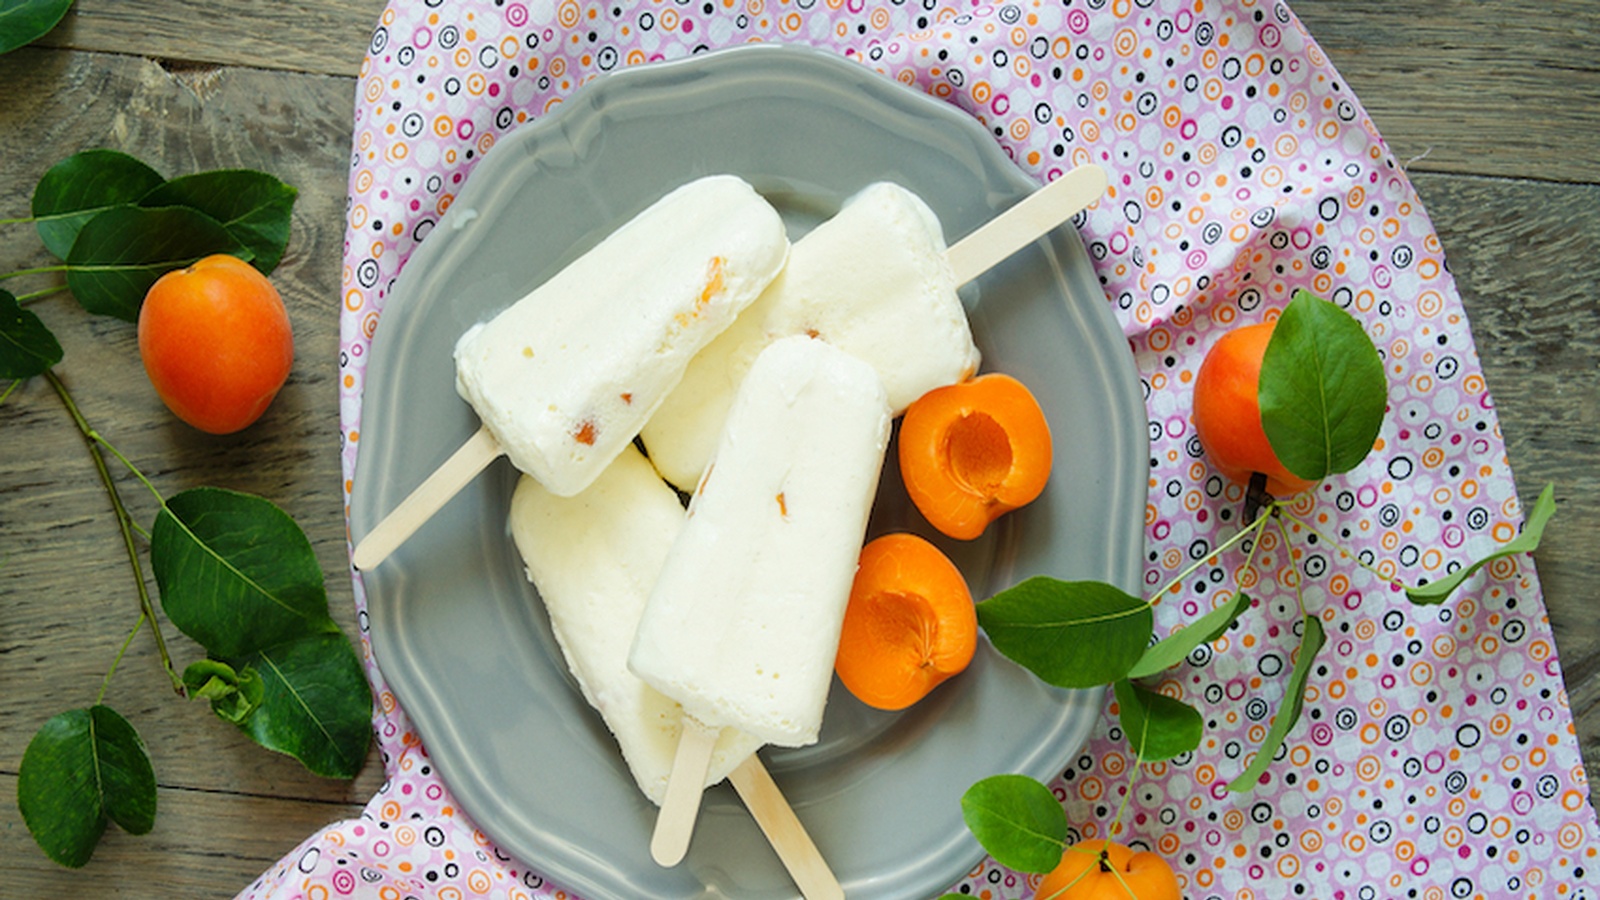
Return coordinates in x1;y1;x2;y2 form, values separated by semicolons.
4;148;369;869
954;291;1557;873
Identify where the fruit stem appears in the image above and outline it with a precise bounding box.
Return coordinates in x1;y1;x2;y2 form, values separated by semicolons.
1104;855;1138;898
45;370;185;696
1243;471;1270;525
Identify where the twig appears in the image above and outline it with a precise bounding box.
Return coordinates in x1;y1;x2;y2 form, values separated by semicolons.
46;370;185;695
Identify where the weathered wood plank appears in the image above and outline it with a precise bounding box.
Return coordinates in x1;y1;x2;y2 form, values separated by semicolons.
1292;0;1600;184
0;773;366;894
26;0;1600;184
0;46;385;879
1413;171;1600;785
31;0;387;77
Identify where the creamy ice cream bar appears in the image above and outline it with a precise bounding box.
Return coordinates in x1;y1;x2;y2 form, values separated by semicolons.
640;181;977;490
628;335;891;747
456;174;789;497
508;444;763;804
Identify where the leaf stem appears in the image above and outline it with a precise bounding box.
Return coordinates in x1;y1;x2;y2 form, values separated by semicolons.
96;614;147;705
17;285;68;304
0;380;18;407
45;370;185;695
1037;859;1095;900
1276;507;1408;591
1148;512;1271;605
0;264;70;280
1106;752;1142;840
1272;513;1309;619
0;215;36;226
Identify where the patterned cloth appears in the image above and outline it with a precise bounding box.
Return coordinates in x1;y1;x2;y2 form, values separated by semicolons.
243;1;1600;897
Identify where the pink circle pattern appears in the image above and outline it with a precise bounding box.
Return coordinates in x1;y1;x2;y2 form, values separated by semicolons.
247;1;1600;898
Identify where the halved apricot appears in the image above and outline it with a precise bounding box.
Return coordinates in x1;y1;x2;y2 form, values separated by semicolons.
898;372;1053;540
835;533;977;710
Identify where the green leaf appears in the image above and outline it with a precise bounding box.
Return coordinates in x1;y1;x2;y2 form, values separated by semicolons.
151;486;337;660
1407;482;1557;605
1227;615;1326;792
30;148;165;258
141;170;297;274
1113;679;1203;762
182;659;265;724
64;206;247;321
1127;590;1252;679
1259;289;1387;481
231;632;372;778
0;0;75;56
0;288;63;378
17;705;157;867
976;577;1153;688
958;774;1066;874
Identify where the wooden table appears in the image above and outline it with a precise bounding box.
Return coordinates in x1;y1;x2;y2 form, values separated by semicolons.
2;1;1595;895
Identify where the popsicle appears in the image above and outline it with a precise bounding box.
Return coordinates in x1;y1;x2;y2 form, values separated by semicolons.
639;164;1108;492
629;335;891;862
507;444;761;804
509;444;842;898
351;173;789;570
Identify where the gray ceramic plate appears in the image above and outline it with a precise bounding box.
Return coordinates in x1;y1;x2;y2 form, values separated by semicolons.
350;44;1146;900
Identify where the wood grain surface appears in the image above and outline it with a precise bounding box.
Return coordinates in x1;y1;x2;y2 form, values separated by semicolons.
2;0;1595;895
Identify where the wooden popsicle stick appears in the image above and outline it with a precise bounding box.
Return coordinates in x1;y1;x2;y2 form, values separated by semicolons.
729;756;844;900
943;163;1109;286
650;717;719;867
351;425;503;571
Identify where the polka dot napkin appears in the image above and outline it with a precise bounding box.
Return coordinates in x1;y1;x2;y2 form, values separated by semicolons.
244;1;1600;898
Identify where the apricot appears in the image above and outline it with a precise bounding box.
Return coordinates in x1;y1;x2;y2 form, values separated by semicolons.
835;533;976;710
898;373;1053;540
138;254;294;434
1191;320;1315;498
1034;839;1180;900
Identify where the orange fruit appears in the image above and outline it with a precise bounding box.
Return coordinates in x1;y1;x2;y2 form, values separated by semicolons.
898;373;1053;540
1191;320;1315;497
835;533;977;710
138;254;294;434
1034;839;1180;900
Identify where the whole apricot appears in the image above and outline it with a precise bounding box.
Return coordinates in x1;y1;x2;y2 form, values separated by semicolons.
138;254;294;434
1191;320;1315;498
1034;839;1180;900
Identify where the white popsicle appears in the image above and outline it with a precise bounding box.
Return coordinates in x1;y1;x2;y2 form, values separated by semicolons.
629;335;892;748
352;174;789;570
640;180;977;490
456;173;790;497
510;444;844;896
506;445;762;804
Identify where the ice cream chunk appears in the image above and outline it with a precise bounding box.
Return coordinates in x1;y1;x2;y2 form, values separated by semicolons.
628;336;892;747
640;181;977;490
508;444;764;805
455;174;789;497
